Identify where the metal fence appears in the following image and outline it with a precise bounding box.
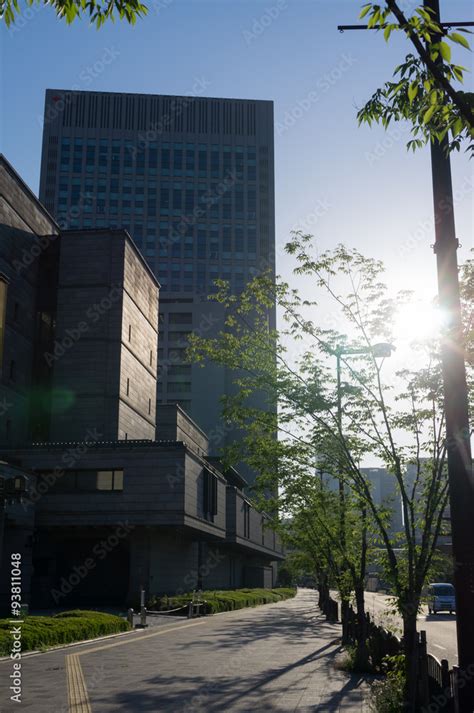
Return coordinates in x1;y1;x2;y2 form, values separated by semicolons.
317;590;460;712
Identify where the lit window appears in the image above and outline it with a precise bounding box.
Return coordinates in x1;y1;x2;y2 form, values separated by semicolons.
97;470;124;491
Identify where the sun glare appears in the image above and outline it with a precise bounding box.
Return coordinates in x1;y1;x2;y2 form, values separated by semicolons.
393;301;445;345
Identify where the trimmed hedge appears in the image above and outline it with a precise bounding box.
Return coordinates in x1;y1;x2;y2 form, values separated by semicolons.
0;610;130;656
148;587;296;615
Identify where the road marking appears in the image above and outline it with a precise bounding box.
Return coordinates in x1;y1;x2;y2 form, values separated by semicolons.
66;618;208;712
66;653;92;713
433;644;447;650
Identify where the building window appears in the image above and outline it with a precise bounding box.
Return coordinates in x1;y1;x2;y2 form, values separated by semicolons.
203;470;218;519
148;398;152;415
168;365;191;378
38;469;124;493
244;502;251;538
167;382;191;393
149;349;153;366
128;324;132;341
97;470;124;491
126;378;130;396
168;313;192;326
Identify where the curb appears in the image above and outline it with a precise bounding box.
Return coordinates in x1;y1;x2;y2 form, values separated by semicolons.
0;625;142;662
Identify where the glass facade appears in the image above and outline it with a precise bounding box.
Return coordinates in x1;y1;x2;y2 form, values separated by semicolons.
54;137;268;293
40;92;275;441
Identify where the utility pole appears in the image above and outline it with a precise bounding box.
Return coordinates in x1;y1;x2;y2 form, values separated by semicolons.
425;3;474;710
338;4;474;710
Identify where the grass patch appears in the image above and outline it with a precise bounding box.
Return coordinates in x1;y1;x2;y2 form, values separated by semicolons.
148;587;296;615
336;644;375;674
0;610;130;656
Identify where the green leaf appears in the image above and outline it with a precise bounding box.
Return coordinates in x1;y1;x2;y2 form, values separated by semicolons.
359;4;371;20
452;118;463;136
449;32;471;50
408;82;418;103
423;106;436;124
384;24;393;42
439;42;451;63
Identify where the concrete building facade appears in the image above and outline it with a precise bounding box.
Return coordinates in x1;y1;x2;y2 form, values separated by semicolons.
0;155;283;611
48;229;159;442
38;90;276;477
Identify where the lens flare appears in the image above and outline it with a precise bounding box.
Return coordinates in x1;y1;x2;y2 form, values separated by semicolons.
393;301;445;344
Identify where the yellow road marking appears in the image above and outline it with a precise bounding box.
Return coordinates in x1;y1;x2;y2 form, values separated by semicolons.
66;618;208;712
66;653;92;713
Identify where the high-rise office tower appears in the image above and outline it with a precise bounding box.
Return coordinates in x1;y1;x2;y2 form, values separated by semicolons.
39;90;276;477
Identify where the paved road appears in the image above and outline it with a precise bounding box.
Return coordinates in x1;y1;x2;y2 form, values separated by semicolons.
365;591;458;664
0;589;367;712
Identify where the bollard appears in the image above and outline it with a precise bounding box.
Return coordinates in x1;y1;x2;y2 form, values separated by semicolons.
127;608;134;628
187;601;193;619
139;588;148;628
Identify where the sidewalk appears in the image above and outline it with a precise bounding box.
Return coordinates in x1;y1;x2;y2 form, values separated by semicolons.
0;587;368;712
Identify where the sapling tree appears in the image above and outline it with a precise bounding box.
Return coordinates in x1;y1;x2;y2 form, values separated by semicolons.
188;236;472;706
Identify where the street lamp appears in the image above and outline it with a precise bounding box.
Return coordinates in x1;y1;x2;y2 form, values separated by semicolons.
333;342;395;637
335;342;396;431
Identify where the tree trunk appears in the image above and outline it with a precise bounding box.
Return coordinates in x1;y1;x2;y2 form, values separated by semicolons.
354;583;370;670
341;596;351;643
402;608;419;712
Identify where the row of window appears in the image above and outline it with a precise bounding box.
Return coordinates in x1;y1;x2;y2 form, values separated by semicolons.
60;137;260;155
37;469;124;493
59;144;260;174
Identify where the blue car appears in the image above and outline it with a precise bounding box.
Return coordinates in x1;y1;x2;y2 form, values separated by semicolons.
427;583;456;615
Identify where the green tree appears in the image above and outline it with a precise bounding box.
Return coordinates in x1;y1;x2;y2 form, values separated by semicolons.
188;237;472;708
356;2;474;154
0;0;147;27
276;474;375;669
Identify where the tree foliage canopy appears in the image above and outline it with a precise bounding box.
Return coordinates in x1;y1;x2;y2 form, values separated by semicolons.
0;0;147;27
357;2;474;155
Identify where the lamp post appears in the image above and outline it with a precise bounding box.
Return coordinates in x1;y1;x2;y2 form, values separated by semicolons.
335;342;396;431
333;342;395;637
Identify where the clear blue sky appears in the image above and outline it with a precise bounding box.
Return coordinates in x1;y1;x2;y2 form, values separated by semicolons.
1;0;473;298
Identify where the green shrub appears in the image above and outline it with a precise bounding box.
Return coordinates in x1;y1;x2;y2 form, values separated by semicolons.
369;654;406;712
147;587;296;615
0;610;130;656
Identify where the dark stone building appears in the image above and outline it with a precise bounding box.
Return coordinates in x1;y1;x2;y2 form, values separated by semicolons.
0;155;282;611
38;90;277;485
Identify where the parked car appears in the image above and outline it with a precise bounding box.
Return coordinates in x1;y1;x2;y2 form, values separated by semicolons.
427;583;456;614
